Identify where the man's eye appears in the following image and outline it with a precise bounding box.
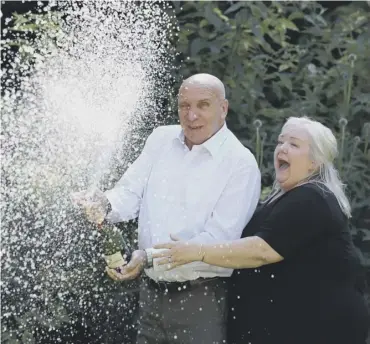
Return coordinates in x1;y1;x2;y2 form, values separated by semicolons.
277;141;283;145
291;143;298;147
199;102;209;108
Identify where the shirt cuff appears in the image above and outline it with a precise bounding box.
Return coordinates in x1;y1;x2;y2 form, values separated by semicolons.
104;189;123;223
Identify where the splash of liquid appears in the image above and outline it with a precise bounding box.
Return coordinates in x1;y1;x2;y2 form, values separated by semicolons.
1;1;177;341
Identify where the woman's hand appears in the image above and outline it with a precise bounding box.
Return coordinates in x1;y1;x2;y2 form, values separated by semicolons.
152;241;205;270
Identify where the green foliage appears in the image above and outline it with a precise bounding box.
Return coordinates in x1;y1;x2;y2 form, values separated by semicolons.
3;11;64;62
173;0;370;271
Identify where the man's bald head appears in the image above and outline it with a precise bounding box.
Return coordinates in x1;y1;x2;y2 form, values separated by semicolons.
180;73;226;100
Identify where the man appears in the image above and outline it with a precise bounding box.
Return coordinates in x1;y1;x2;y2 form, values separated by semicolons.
74;73;261;343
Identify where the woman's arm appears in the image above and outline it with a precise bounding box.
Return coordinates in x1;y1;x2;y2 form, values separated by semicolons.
153;236;283;270
153;185;330;271
203;236;283;268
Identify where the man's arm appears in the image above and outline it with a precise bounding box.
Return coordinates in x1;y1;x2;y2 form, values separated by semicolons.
105;127;163;223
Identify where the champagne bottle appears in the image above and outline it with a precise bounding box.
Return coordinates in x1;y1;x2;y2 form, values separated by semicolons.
72;190;128;269
99;221;128;269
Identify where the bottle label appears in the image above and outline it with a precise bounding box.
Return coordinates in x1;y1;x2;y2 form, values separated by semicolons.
104;251;127;269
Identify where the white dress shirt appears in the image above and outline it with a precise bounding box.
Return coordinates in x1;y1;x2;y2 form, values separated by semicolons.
105;124;261;282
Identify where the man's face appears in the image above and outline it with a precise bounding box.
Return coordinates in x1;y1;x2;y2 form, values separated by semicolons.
178;84;228;147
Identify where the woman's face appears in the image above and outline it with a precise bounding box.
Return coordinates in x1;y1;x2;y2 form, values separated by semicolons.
274;124;316;191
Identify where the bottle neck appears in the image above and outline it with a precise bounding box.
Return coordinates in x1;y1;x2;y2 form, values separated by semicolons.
97;218;113;230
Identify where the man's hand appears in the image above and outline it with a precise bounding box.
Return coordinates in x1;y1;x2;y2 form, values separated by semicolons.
71;187;109;224
106;250;146;281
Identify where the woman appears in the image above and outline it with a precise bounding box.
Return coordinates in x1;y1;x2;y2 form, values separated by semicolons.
153;117;369;344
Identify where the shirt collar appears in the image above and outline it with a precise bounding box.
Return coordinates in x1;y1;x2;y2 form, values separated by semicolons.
175;123;229;157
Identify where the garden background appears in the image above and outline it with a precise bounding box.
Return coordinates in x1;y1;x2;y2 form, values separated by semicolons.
1;1;369;343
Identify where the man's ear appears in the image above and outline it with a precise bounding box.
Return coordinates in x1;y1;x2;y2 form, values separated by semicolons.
221;99;229;119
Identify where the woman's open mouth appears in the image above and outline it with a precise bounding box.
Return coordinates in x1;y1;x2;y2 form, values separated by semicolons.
278;159;290;171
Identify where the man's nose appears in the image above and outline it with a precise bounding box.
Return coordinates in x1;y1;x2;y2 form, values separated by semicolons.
187;110;197;122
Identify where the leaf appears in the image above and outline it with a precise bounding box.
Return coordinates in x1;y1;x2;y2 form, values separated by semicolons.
257;108;281;118
279;74;293;91
254;2;269;19
315;14;328;27
12;23;38;32
288;11;305;21
236;111;248;127
281;19;299;32
183;22;198;32
279;63;292;72
213;7;229;23
267;31;283;47
235;8;250;26
204;4;224;30
190;38;207;56
251;21;265;40
250;4;264;19
224;2;246;15
199;19;208;29
225;77;237;89
12;12;29;25
180;2;197;13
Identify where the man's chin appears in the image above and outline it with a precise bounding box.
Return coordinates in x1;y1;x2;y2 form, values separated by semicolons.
185;130;201;141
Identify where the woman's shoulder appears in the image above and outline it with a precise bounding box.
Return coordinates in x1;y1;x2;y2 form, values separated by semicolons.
286;182;331;202
279;183;345;222
270;183;332;217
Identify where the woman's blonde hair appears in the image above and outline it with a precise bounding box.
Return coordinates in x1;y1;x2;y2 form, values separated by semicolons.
270;116;351;218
